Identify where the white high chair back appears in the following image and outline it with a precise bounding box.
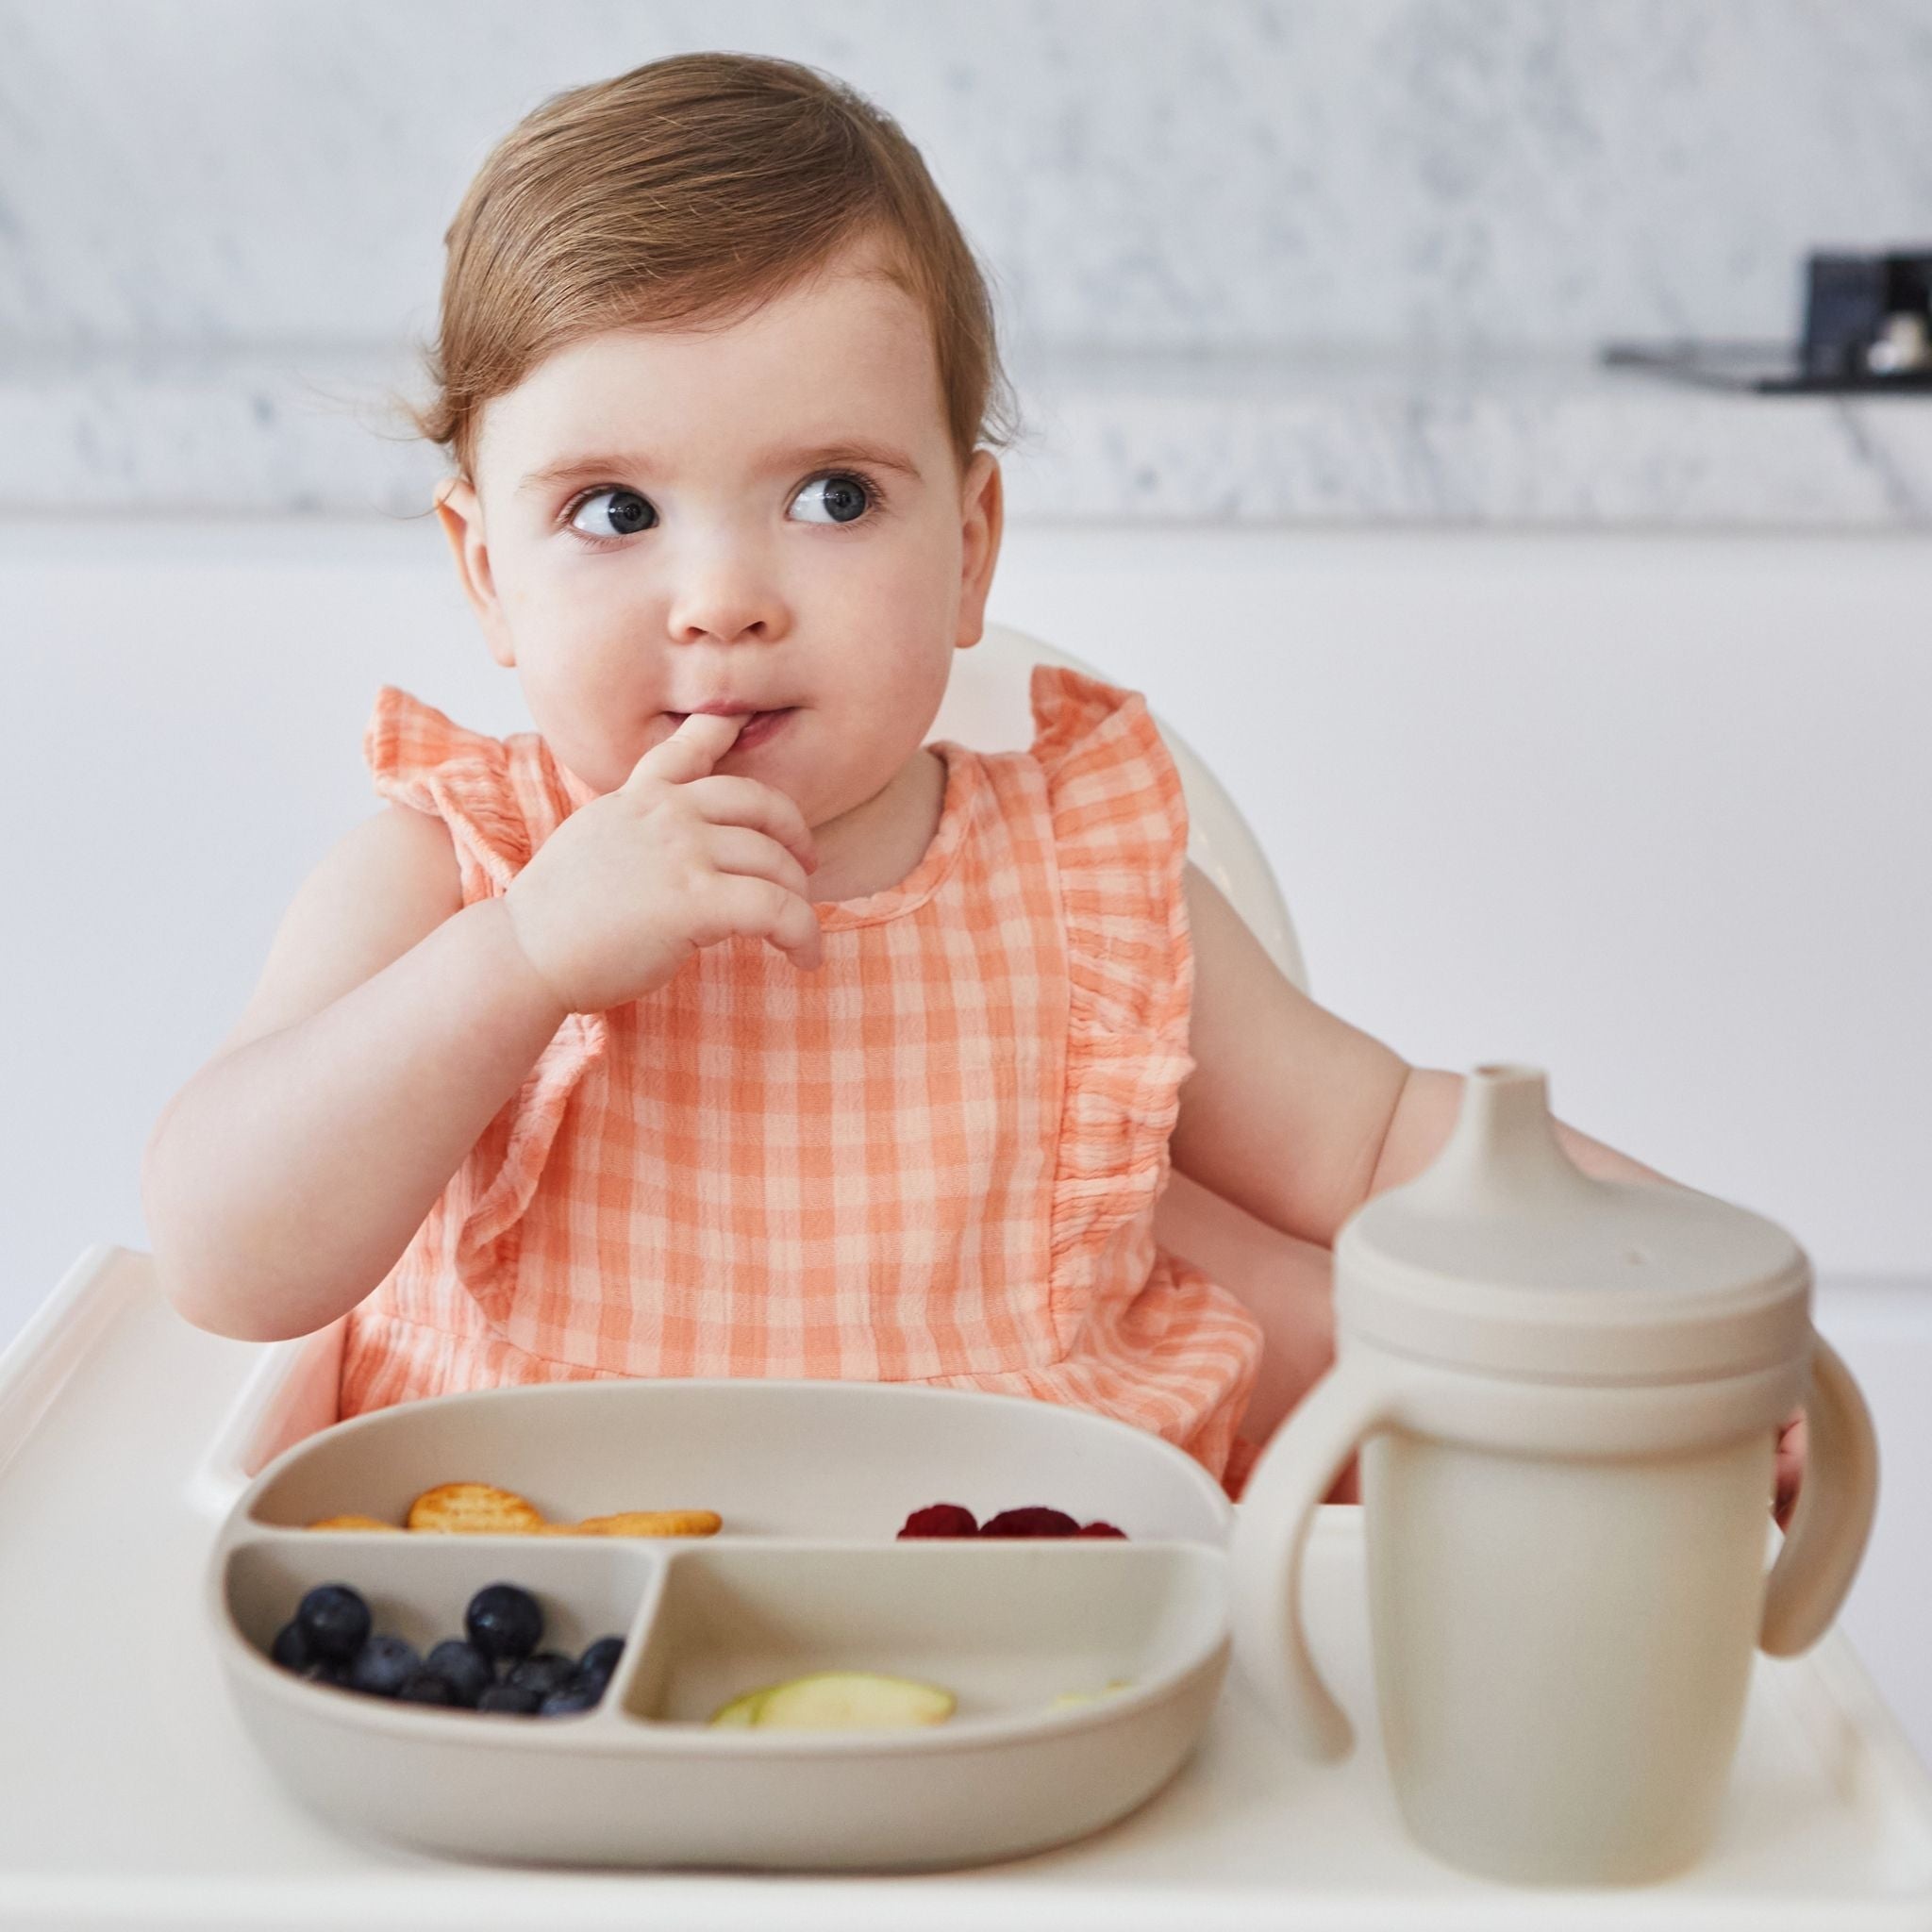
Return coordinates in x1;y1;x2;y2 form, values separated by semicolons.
934;625;1334;1457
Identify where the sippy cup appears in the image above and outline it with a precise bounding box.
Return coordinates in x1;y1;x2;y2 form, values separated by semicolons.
1228;1063;1878;1888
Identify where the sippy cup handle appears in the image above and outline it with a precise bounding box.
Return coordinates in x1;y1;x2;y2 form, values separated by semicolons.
1760;1331;1879;1657
1228;1354;1414;1760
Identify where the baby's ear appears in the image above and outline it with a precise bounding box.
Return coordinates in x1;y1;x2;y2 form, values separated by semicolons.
955;451;1004;650
434;478;518;669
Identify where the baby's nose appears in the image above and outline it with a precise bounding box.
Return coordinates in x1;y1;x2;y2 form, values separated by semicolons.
666;548;788;647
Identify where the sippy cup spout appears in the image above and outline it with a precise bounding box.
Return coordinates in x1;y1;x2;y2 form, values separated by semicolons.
1403;1061;1601;1215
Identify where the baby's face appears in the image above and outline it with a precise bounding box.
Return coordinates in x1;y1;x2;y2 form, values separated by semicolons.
437;234;1002;836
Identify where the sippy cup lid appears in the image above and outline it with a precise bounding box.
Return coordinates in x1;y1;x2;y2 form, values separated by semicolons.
1335;1064;1812;1384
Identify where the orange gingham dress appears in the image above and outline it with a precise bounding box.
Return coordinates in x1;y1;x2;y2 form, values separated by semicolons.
337;662;1266;1494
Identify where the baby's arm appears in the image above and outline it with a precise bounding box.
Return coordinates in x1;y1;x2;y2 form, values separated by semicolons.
1170;862;1675;1252
142;805;570;1341
144;708;820;1344
1174;864;1807;1508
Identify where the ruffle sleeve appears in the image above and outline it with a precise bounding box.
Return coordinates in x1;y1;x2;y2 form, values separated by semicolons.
1028;664;1197;1353
364;686;535;901
361;686;608;1274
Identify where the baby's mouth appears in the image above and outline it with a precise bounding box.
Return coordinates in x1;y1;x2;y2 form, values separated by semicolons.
663;707;800;749
665;707;795;724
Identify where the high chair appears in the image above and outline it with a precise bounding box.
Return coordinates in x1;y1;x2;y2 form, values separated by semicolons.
936;623;1338;1453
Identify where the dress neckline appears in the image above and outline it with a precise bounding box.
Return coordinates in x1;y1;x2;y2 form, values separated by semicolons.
812;740;980;932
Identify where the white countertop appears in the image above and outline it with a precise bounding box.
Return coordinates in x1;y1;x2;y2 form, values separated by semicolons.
6;346;1929;530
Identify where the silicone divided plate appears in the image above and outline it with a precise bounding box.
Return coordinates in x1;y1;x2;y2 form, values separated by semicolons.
208;1378;1234;1871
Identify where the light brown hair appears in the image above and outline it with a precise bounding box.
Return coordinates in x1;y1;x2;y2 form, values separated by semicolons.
397;52;1021;487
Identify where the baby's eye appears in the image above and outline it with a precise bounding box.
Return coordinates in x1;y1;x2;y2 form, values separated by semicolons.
789;472;874;525
568;488;658;540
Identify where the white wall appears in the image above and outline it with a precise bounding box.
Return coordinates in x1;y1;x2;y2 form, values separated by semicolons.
3;518;1927;1340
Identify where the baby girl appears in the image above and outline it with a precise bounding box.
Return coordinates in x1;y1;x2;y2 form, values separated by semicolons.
140;51;1801;1510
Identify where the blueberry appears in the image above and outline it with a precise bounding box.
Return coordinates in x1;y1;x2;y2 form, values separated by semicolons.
476;1681;543;1715
423;1638;492;1707
271;1620;314;1672
296;1584;372;1664
345;1633;421;1698
299;1658;348;1688
539;1681;602;1717
396;1669;458;1707
506;1650;576;1700
464;1584;542;1664
577;1635;625;1684
568;1666;611;1705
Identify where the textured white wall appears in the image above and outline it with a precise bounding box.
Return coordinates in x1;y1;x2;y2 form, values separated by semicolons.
6;3;1932;523
4;518;1925;1339
6;0;1922;353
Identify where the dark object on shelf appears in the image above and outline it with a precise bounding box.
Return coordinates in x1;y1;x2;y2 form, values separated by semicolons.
1601;247;1932;394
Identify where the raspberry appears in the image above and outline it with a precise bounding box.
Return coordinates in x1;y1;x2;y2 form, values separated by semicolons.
898;1503;979;1539
980;1507;1081;1539
1074;1521;1128;1539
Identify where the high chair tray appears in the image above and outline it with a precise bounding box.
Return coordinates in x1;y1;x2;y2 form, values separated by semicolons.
4;1245;1931;1928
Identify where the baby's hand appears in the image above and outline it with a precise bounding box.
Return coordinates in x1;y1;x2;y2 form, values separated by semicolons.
504;713;823;1012
1774;1408;1807;1530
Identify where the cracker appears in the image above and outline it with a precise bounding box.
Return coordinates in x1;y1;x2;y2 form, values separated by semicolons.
306;1513;403;1532
406;1481;546;1535
570;1509;722;1539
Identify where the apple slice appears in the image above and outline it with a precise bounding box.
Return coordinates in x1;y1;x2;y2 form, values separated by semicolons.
1047;1677;1135;1711
731;1670;956;1730
708;1688;771;1727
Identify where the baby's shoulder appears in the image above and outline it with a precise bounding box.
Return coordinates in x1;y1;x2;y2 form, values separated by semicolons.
216;806;463;1057
326;805;465;944
356;802;464;908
